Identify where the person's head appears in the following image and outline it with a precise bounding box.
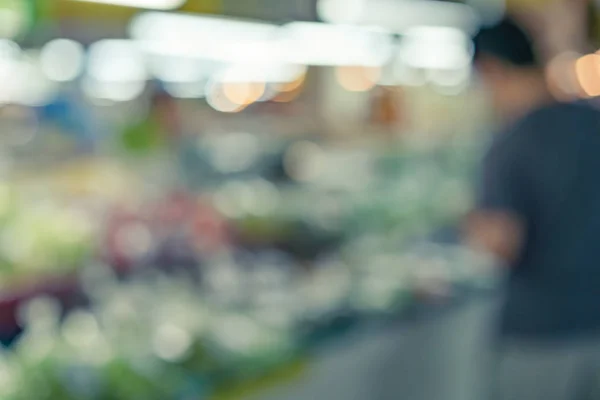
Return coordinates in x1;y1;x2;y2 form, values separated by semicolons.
473;17;549;121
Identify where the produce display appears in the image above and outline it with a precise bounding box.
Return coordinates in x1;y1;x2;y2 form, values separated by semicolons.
0;242;495;400
0;128;480;274
0;119;494;399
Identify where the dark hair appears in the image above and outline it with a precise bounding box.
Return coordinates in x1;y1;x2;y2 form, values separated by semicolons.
473;17;539;67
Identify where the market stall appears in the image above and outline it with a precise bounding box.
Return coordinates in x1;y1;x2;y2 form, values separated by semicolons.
2;0;577;398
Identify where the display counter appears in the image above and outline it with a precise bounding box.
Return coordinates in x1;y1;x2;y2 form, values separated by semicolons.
241;288;500;400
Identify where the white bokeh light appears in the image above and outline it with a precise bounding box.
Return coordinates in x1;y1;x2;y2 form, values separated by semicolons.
317;0;366;24
84;39;147;102
87;39;147;82
82;77;146;102
0;1;27;39
398;26;473;70
0;41;57;106
0;9;23;39
131;12;279;64
40;39;85;82
0;40;20;103
280;22;394;67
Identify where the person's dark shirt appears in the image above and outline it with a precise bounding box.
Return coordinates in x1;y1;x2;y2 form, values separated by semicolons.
478;99;600;339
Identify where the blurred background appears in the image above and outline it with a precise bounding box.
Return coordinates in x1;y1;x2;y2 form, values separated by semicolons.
0;0;596;399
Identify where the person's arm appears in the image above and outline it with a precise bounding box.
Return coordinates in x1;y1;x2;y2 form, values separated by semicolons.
465;210;524;264
465;135;527;264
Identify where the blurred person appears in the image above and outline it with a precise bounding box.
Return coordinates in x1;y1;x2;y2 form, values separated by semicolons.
467;16;600;400
511;0;591;61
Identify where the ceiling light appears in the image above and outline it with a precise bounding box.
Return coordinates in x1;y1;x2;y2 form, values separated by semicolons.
351;0;480;35
398;26;473;70
130;12;279;63
318;0;365;24
279;22;393;67
215;64;306;84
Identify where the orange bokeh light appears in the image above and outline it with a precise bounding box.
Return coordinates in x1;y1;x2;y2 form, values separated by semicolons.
222;82;265;106
546;52;579;101
575;53;600;97
335;66;380;92
276;73;306;93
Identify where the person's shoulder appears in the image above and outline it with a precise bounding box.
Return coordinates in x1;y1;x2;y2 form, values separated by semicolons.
503;100;597;145
489;103;567;157
519;100;600;129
